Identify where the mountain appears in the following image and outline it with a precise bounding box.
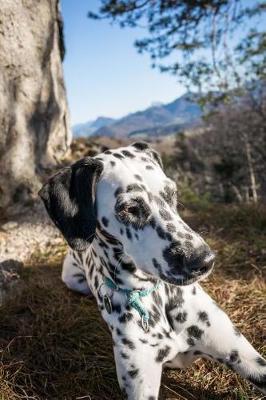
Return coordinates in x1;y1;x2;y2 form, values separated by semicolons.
93;93;202;138
72;116;115;137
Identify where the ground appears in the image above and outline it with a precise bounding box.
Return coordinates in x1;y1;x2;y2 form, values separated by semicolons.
0;203;265;400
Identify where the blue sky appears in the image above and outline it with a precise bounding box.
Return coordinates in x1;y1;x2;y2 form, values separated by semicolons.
61;0;184;125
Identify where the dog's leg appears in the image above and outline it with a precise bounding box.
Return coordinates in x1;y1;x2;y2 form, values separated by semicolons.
61;250;91;295
113;338;163;400
188;287;266;394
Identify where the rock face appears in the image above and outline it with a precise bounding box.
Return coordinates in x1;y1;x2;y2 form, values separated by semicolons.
0;0;71;210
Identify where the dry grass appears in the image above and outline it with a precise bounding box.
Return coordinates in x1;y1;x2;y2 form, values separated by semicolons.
0;205;265;400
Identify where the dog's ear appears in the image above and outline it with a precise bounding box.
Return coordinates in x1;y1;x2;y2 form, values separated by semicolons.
38;158;103;251
132;141;163;168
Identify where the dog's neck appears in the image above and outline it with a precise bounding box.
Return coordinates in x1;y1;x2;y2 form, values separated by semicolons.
89;226;158;291
90;243;158;291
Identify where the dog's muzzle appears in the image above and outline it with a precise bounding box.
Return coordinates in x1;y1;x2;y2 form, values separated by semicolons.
188;251;216;277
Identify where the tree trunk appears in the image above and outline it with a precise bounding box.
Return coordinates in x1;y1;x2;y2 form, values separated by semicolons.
0;0;71;211
244;138;258;204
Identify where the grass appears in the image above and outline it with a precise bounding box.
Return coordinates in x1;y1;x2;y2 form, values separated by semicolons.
0;204;265;400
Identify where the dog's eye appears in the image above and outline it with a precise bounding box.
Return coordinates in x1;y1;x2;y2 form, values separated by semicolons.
127;206;139;216
115;197;151;228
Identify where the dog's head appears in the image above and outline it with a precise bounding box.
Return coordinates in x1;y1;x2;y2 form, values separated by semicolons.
39;142;214;286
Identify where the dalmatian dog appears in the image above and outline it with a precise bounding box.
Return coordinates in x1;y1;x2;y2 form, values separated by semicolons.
39;142;266;399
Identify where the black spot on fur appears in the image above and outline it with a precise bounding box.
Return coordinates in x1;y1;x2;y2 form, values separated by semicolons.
101;217;109;227
166;223;176;233
110;161;116;167
165;286;184;309
187;325;204;340
113;153;124;159
156;346;171;362
149;305;161;327
128;368;139;379
198;311;211;327
176;311;187;323
160;185;176;206
126;184;144;192
150;150;163;168
139;338;148;344
121;261;136;273
132;141;150;150
115;187;123;197
73;272;86;284
134;174;143;181
112;303;122;314
187;338;195;346
126;228;132;240
165;233;173;241
177;232;185;239
156;226;166;239
229;350;241;364
192;286;197;295
149;217;156;228
152;258;162;273
122;150;135;158
121;352;129;359
162;242;184;272
122;338;136;350
94;275;99;290
159;209;172;221
119;312;134;324
113;247;122;261
146;165;154;170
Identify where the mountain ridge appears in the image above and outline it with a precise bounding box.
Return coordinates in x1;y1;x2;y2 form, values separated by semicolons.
72;93;202;138
73;116;115;137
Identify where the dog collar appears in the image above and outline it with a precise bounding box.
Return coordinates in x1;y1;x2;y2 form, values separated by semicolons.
103;276;161;332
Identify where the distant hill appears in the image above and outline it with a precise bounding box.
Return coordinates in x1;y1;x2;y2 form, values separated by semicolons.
93;93;202;138
72;116;115;137
73;93;202;138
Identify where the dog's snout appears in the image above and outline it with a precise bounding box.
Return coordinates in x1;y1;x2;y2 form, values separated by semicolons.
198;251;215;273
187;250;215;275
203;251;216;268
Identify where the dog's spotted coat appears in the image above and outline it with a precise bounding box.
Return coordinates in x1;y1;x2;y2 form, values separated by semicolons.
40;142;266;399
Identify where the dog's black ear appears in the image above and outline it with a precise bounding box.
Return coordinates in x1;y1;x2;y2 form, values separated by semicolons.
38;158;103;251
132;141;163;168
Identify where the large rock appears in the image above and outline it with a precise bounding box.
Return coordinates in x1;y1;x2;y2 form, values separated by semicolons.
0;0;71;210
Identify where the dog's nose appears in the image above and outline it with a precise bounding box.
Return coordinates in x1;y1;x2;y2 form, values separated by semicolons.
198;251;215;273
185;250;215;275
